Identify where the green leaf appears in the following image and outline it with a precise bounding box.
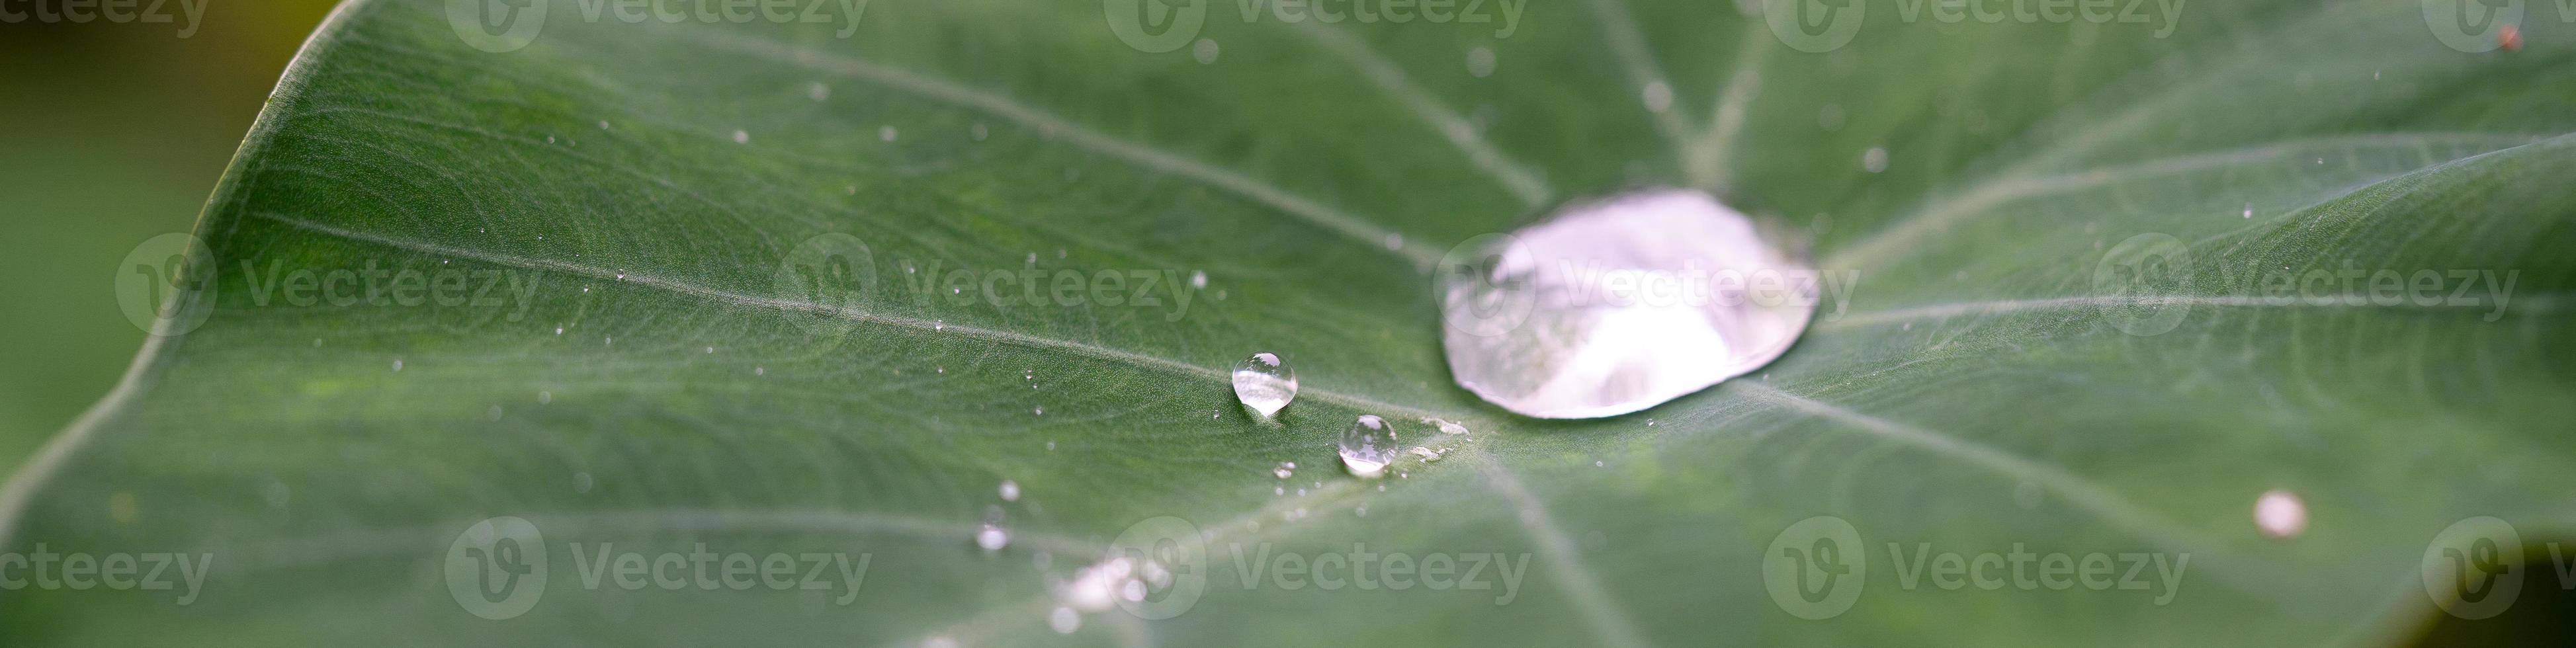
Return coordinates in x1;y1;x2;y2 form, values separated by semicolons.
6;0;2573;645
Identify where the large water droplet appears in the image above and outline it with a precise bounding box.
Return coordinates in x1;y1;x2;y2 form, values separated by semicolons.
1438;189;1817;418
1230;352;1298;418
1338;415;1399;478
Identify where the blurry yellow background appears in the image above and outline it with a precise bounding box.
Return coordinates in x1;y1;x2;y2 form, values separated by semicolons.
0;0;341;466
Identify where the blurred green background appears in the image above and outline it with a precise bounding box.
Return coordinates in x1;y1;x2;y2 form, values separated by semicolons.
0;0;340;466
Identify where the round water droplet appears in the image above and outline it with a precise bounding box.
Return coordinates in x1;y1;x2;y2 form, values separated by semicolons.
1047;606;1080;634
1437;189;1817;418
1642;81;1674;112
2254;489;2307;539
1338;415;1400;478
975;524;1009;551
999;480;1021;502
1230;352;1298;418
1273;462;1295;479
1466;46;1497;77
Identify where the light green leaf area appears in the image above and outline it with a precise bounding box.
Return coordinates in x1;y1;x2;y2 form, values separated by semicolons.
5;0;2573;645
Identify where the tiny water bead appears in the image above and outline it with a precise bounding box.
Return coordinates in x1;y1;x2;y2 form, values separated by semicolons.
999;480;1021;502
1273;462;1295;479
2253;489;2308;539
976;505;1010;551
1230;352;1298;418
1438;188;1818;419
1338;415;1400;478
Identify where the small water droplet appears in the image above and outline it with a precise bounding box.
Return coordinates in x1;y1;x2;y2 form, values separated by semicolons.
755;366;766;376
573;471;593;493
1273;462;1296;479
732;130;750;144
2253;489;2307;539
999;480;1021;502
1862;147;1889;173
1047;606;1080;634
2242;204;2254;218
1230;352;1299;418
391;358;404;372
1642;81;1674;112
807;82;830;101
1383;232;1406;251
1438;189;1816;418
880;126;899;142
1338;415;1400;478
554;327;564;335
486;405;503;421
538;391;552;405
975;524;1009;551
1466;47;1496;77
1190;270;1208;290
1033;406;1044;416
933;319;945;331
1420;417;1469;435
1410;446;1443;462
971;122;990;141
1193;38;1220;64
597;120;611;130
